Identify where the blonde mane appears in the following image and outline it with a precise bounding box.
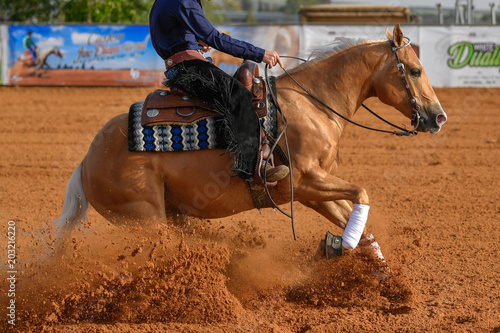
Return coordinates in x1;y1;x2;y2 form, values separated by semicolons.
284;37;386;75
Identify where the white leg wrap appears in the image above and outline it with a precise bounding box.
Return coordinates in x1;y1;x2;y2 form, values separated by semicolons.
342;203;370;250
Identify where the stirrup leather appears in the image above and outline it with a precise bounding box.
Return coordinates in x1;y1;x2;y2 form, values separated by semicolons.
253;130;288;187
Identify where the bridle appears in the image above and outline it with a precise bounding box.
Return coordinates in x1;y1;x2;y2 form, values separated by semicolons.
263;37;422;239
390;37;421;133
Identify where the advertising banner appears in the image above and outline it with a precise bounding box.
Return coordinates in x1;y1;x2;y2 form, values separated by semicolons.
421;26;500;87
0;25;7;85
4;24;500;88
6;24;300;86
8;24;164;86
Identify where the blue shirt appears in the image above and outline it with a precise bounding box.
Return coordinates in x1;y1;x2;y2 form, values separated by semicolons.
149;0;265;62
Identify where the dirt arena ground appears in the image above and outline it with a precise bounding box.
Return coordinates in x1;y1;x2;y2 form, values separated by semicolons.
0;86;499;332
8;66;163;86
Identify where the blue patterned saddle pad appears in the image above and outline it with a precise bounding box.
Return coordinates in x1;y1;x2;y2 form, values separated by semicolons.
128;86;278;152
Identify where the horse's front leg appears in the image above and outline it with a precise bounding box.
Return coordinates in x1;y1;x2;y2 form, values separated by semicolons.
303;199;379;242
302;199;352;229
298;173;390;275
296;168;369;205
303;200;388;263
296;169;370;251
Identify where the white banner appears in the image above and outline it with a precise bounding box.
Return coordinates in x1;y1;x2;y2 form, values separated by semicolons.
301;24;420;57
421;26;500;87
298;25;500;88
301;24;420;55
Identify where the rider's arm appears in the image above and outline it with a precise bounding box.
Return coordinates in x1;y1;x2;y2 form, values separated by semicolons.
179;0;265;63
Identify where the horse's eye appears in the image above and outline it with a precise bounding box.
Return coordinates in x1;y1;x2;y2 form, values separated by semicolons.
410;68;421;77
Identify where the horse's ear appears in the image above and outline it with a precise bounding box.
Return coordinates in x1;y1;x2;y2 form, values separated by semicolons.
392;24;404;47
386;27;393;40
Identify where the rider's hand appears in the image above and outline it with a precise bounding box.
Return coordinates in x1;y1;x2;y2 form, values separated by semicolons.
262;50;284;69
199;40;212;53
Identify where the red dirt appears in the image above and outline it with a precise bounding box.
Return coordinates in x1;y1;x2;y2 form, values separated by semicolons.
0;86;499;332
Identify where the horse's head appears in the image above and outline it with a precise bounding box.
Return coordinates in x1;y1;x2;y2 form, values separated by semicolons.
375;25;447;134
53;47;63;58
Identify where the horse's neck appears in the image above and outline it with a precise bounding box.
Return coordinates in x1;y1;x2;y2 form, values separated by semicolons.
39;48;53;60
277;42;385;124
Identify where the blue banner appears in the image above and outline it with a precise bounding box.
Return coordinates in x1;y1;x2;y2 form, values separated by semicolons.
6;24;302;86
8;24;164;86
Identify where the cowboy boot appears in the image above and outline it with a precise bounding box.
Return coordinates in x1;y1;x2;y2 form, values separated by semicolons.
262;164;289;182
260;136;289;182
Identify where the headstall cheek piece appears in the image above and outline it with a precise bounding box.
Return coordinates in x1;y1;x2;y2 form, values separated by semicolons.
390;37;421;130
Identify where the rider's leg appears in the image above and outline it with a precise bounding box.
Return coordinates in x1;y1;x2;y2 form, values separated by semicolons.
30;48;41;68
168;59;288;181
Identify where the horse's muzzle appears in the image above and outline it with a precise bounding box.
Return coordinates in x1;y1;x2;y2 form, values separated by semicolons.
418;107;447;134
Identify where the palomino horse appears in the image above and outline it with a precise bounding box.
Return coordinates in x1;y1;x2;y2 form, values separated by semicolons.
52;25;447;259
12;47;63;77
38;46;63;69
18;46;63;68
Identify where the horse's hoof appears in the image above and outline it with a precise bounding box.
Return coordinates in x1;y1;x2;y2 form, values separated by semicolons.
319;231;343;259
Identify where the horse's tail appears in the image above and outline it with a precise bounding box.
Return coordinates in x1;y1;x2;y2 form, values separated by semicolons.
51;163;89;239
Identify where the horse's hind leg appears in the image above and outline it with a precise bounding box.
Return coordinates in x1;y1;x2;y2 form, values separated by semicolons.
82;162;168;226
80;114;168;226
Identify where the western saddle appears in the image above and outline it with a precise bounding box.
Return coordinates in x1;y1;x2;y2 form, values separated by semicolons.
141;60;288;186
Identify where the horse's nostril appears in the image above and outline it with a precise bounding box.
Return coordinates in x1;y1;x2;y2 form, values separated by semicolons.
436;113;447;125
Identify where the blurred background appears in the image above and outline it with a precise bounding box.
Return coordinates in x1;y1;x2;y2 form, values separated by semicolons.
0;0;498;25
1;0;499;87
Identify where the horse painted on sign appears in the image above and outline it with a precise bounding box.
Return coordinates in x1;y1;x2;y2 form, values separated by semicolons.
51;25;447;263
18;46;62;68
12;46;63;77
37;46;63;69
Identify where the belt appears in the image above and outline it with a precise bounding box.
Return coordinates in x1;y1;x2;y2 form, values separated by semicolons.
165;50;208;68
